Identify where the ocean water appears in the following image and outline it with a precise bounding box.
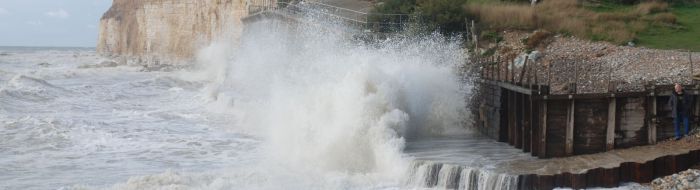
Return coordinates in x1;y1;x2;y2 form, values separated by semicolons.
5;10;653;189
0;47;260;189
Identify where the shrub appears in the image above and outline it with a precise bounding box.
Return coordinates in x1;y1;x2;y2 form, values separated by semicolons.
596;12;638;22
417;0;471;33
466;4;535;30
628;20;649;33
374;0;416;14
481;31;503;42
372;0;679;45
650;12;677;24
524;30;552;49
635;1;669;15
373;0;469;33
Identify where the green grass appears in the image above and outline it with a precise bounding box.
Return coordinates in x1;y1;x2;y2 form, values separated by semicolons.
582;1;700;51
636;5;700;51
584;1;632;12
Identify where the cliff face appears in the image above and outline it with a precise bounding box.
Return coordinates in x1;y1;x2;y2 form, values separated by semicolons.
97;0;249;65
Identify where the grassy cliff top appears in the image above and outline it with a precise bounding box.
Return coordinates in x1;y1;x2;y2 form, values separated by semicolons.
373;0;700;51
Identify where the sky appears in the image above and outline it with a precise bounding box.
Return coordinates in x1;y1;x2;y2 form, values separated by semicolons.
0;0;112;47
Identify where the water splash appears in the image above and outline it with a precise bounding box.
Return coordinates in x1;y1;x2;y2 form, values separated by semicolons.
194;9;471;186
403;160;520;190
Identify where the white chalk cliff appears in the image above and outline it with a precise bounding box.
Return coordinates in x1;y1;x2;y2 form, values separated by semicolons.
97;0;255;65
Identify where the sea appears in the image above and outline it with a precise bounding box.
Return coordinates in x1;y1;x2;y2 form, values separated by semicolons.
0;18;647;190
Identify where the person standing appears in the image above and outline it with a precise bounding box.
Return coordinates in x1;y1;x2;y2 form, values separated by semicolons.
668;83;694;140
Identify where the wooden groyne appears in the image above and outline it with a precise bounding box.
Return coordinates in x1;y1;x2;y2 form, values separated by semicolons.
475;78;700;158
474;65;700;188
515;149;700;189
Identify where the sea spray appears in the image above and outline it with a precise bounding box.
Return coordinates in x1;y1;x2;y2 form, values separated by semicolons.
0;5;543;189
2;5;479;190
194;11;472;186
403;161;520;190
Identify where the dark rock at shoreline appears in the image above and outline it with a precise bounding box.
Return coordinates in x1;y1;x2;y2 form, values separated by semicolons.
78;60;119;69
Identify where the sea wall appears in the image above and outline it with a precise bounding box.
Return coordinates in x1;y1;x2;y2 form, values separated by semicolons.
97;0;251;66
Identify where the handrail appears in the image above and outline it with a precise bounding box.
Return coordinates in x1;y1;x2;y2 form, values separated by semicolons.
303;1;368;15
247;0;412;32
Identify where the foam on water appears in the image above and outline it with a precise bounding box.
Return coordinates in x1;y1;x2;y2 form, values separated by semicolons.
0;17;644;190
0;49;259;189
1;14;476;189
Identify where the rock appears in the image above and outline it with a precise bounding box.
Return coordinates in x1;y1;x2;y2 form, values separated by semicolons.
78;60;119;69
529;50;542;61
651;169;700;190
98;0;249;65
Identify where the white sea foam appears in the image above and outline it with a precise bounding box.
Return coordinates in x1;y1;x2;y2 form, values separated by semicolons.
1;6;496;190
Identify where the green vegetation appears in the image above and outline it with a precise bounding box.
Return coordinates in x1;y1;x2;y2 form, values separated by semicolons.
372;0;470;33
467;0;679;45
372;0;700;51
582;0;700;51
636;5;700;51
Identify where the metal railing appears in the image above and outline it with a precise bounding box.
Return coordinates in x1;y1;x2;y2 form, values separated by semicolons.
247;0;412;32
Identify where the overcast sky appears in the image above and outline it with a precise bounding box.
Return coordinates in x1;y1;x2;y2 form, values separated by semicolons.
0;0;112;47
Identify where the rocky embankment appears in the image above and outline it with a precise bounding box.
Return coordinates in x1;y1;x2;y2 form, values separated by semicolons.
652;169;700;190
486;31;699;94
649;132;700;190
97;0;249;66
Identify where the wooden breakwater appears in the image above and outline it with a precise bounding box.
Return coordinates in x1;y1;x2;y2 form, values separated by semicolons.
473;68;700;188
475;77;700;155
515;149;700;189
475;80;700;158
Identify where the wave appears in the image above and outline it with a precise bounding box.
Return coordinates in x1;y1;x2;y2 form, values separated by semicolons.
0;74;72;103
404;161;519;190
187;12;473;187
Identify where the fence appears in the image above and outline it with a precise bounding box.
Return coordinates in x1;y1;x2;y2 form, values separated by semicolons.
246;0;412;32
473;47;700;159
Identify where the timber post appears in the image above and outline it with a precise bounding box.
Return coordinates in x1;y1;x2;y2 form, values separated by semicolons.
509;91;516;145
566;95;575;156
695;84;700;132
606;96;617;150
648;85;658;145
539;97;548;158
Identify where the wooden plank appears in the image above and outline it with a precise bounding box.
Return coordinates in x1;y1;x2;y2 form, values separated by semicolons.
531;90;700;100
607;98;617;151
574;99;608;155
566;99;575;156
649;96;657;144
656;96;676;140
539;100;548;158
509;91;516;145
653;156;675;178
616;97;648;148
499;88;509;142
528;96;535;154
546;100;569;157
695;93;700;133
524;95;531;152
482;80;533;95
630;161;654;183
516;93;523;149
